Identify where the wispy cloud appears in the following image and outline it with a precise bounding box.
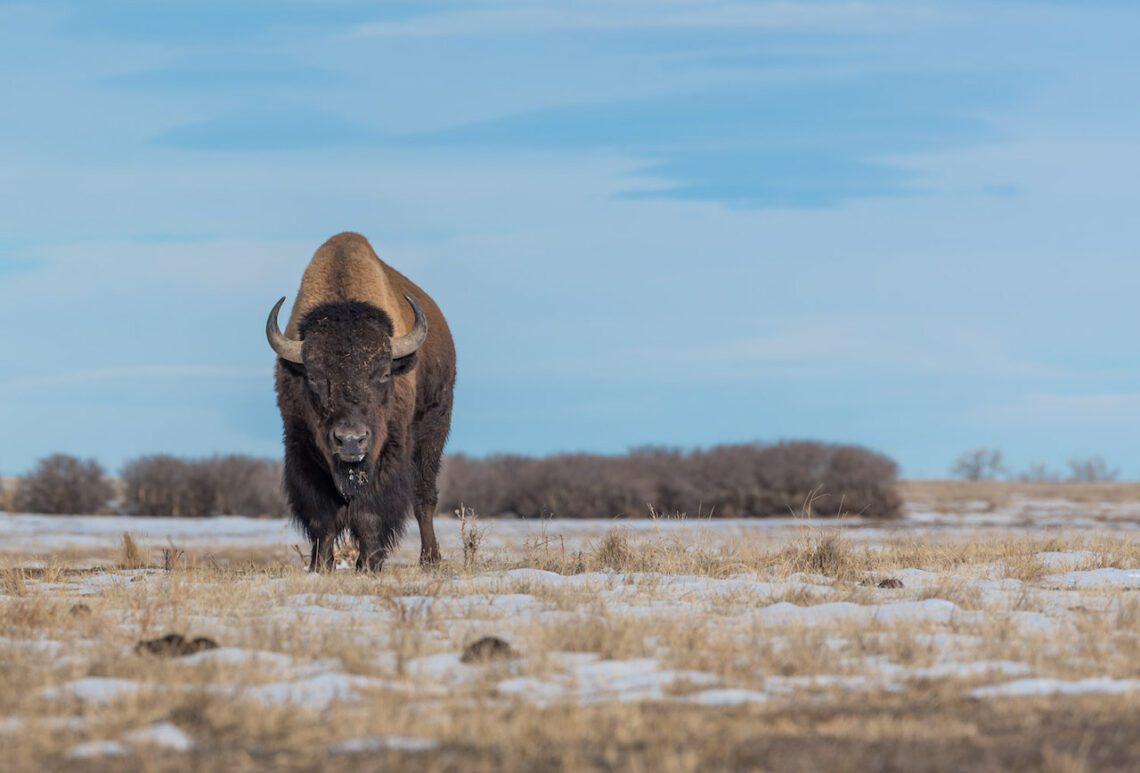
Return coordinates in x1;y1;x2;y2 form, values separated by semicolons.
155;110;386;151
105;62;340;92
978;392;1140;427
149;70;1012;208
9;365;268;389
351;2;928;38
597;317;1065;383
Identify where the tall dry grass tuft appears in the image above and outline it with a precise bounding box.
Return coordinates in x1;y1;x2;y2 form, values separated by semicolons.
2;566;28;596
593;529;633;571
997;540;1048;583
782;529;857;580
774;493;862;581
119;531;148;569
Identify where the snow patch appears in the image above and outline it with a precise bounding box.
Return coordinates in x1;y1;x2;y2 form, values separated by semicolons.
66;740;128;759
687;688;768;706
970;677;1140;698
123;722;194;751
237;673;383;710
42;677;144;705
1043;568;1140;589
757;598;958;627
178;647;341;677
330;736;440;753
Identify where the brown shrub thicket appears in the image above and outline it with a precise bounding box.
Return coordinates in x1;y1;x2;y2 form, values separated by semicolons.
120;454;286;517
439;441;902;519
11;454;115;515
0;477;12;511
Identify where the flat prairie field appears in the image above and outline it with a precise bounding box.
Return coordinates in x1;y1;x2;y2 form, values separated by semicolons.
2;488;1140;771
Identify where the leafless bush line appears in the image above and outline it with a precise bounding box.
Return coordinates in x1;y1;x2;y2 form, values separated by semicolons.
439;441;902;520
3;441;901;519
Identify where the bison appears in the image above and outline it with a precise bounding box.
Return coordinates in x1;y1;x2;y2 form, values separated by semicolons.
265;232;456;571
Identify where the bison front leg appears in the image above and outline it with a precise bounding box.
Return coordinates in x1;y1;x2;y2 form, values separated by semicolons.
306;507;341;572
353;526;387;573
350;506;406;573
299;507;339;572
309;535;336;572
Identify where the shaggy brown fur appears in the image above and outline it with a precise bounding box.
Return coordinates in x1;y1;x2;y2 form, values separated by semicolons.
274;232;456;570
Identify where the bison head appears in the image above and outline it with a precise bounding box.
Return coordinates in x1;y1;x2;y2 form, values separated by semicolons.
265;295;427;497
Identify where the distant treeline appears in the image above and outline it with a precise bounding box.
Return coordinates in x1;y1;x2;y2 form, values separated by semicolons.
1;453;286;518
1;440;903;519
438;441;902;519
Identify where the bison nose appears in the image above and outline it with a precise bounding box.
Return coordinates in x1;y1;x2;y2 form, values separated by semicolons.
332;426;371;460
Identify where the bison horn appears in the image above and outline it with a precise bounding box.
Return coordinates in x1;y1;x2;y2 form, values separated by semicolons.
392;294;429;359
265;297;305;365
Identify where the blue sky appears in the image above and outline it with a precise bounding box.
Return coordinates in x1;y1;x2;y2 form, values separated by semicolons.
1;0;1138;478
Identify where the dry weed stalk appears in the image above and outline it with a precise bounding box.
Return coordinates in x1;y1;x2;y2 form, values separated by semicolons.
162;541;186;572
456;504;484;570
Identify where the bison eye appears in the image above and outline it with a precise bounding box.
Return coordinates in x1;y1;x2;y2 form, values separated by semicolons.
305;373;331;403
374;368;392;384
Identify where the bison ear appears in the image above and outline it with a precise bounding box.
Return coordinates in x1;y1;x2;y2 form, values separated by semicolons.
392;352;418;377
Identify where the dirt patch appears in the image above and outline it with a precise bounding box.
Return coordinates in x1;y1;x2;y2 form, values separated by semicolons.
461;636;516;664
136;633;220;658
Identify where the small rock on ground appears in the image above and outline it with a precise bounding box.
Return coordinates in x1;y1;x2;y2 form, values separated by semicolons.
136;633;219;658
461;636;516;664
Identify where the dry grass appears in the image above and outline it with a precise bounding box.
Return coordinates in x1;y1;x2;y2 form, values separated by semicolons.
0;515;1138;771
900;479;1140;510
119;532;148;570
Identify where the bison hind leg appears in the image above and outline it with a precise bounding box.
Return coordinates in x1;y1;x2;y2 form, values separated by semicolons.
412;400;452;567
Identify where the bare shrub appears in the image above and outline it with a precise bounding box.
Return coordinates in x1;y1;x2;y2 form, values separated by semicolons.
12;454;114;514
951;448;1006;481
440;441;901;519
204;455;288;516
1066;455;1119;483
120;455;209;517
120;454;286;517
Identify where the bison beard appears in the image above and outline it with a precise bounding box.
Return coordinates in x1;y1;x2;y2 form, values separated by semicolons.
335;460;371;499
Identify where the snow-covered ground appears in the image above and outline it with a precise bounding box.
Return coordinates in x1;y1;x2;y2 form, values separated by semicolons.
3;491;1139;557
2;496;1139;768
